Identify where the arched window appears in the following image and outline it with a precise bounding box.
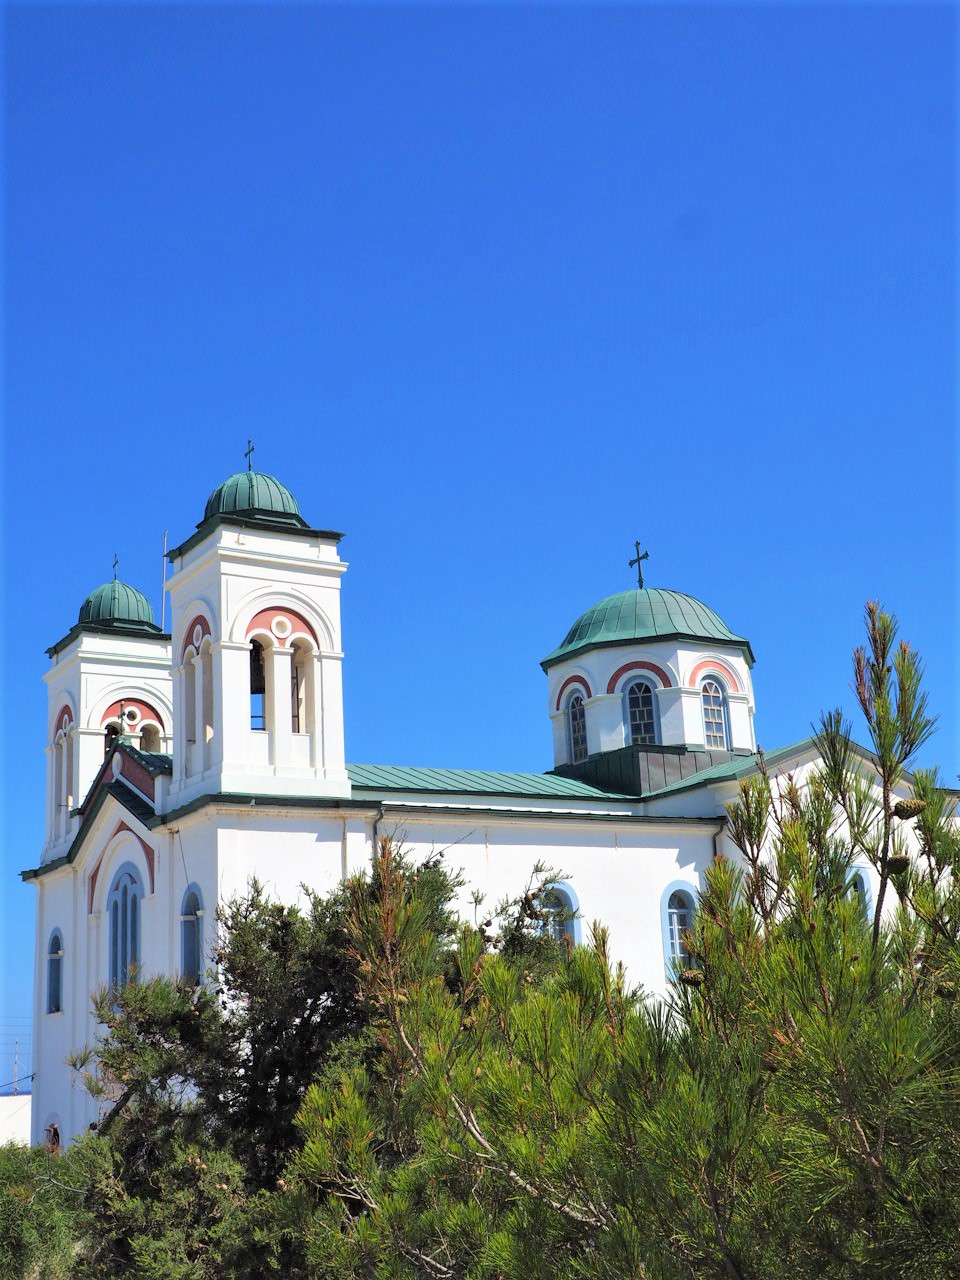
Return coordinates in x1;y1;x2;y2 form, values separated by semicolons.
181;888;202;984
661;883;697;975
140;724;161;753
44;1123;61;1153
108;866;143;988
568;694;587;763
250;639;266;731
538;884;580;945
626;680;657;745
47;930;64;1014
848;868;872;911
103;722;120;756
701;679;729;749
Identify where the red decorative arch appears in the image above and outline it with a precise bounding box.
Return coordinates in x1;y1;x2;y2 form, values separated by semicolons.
606;659;673;695
53;704;74;736
102;699;165;728
181;614;212;659
89;822;156;912
247;607;318;647
688;658;741;694
555;674;592;711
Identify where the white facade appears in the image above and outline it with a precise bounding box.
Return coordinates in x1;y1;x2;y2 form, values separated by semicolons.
24;470;893;1148
0;1095;32;1146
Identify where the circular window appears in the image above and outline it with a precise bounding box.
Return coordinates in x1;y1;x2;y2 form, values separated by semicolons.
271;616;291;639
124;706;140;725
193;624;204;648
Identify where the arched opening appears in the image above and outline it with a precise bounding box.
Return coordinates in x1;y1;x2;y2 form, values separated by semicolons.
701;679;729;750
567;694;587;764
181;889;202;984
103;722;121;756
47;930;64;1014
108;866;143;988
200;642;214;765
63;731;74;809
53;737;64;838
140;724;161;753
626;680;657;745
44;1123;61;1153
183;655;197;747
250;639;266;731
290;640;313;735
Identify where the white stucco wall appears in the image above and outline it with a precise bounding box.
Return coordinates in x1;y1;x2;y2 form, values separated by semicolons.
0;1095;32;1146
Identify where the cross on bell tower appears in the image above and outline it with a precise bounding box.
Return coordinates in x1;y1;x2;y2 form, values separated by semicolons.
629;541;649;589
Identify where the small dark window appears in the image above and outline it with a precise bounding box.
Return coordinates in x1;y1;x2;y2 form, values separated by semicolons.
47;931;64;1014
104;723;120;756
44;1124;61;1153
250;640;266;731
569;695;587;763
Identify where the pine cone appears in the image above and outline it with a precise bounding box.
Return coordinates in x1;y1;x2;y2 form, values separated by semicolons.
679;968;704;987
887;854;910;875
893;797;926;820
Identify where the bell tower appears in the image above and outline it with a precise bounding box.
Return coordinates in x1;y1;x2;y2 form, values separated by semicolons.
43;575;172;862
166;462;350;805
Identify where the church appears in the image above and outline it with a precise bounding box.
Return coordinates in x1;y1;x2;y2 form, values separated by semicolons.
25;466;881;1147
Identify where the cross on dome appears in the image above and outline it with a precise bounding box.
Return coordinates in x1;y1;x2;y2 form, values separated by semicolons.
629;540;649;589
245;439;255;471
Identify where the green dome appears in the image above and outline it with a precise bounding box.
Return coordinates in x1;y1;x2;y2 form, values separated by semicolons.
78;581;156;627
203;471;302;523
541;588;754;670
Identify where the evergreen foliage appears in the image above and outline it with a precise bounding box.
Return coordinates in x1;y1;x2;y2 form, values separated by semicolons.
17;602;959;1278
291;604;960;1277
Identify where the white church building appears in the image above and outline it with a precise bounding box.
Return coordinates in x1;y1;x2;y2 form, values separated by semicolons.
25;467;884;1147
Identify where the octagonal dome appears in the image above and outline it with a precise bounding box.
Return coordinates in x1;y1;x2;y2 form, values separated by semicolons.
542;587;754;670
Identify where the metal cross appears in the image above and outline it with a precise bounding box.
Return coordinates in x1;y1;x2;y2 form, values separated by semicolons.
245;439;255;471
629;540;649;589
113;553;119;581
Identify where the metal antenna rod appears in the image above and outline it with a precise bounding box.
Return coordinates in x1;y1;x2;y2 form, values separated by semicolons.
160;530;168;632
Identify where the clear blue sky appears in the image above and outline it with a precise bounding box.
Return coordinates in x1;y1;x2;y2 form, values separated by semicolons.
1;4;955;1086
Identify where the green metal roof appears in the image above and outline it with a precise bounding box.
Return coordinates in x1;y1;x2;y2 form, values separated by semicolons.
79;580;156;626
542;588;754;670
203;471;305;525
347;763;635;801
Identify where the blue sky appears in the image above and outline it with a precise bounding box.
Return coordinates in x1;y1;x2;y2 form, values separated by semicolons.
1;4;955;1086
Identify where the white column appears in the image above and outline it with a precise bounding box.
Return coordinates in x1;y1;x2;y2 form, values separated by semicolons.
215;642;252;771
269;646;293;768
308;652;323;769
171;666;185;779
44;745;54;848
319;653;346;781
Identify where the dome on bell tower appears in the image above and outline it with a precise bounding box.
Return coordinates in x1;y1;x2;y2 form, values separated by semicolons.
78;580;156;627
203;471;304;525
